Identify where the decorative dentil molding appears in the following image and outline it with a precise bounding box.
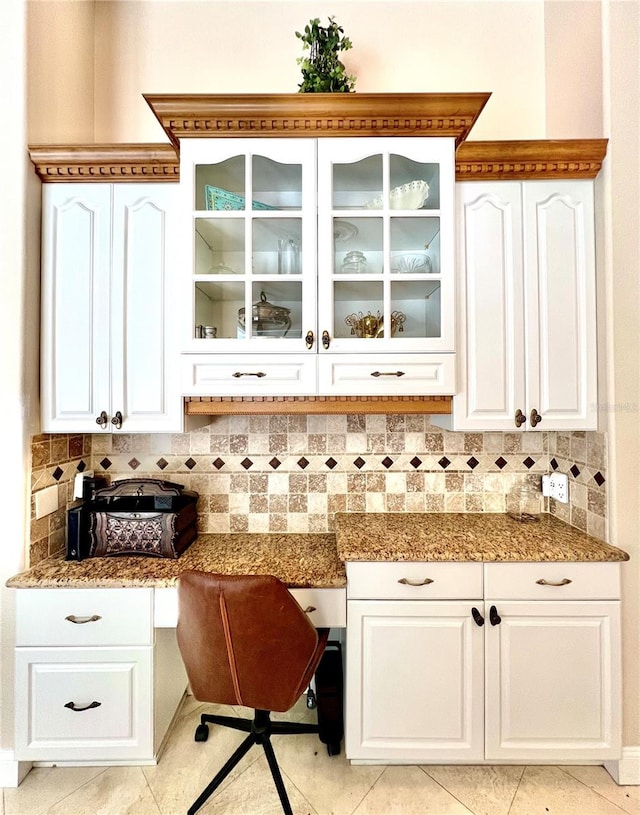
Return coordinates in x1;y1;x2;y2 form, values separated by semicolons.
142;93;492;148
456;139;608;180
28;144;179;183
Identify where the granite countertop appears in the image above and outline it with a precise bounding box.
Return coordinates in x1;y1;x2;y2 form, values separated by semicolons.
6;533;347;590
335;513;630;562
6;514;629;590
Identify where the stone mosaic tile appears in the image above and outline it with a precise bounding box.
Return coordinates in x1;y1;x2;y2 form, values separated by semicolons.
28;424;610;564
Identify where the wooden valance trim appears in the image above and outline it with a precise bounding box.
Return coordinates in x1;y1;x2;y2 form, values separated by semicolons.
28;144;179;183
143;92;492;148
184;395;452;416
456;139;608;180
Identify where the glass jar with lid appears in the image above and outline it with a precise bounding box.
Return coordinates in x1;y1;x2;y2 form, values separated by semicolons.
341;250;368;274
507;483;542;522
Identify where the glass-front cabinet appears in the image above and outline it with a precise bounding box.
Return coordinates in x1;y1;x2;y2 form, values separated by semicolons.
317;138;454;354
179;135;455;396
181;139;317;354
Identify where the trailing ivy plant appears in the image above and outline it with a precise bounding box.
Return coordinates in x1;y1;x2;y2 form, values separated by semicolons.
295;16;356;93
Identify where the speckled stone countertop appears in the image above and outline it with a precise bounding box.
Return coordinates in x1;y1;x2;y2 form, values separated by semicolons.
6;533;347;589
335;513;630;562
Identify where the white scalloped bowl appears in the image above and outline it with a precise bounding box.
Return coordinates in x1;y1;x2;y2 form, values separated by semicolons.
364;180;430;210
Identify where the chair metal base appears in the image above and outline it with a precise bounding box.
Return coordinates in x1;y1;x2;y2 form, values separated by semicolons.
188;708;320;815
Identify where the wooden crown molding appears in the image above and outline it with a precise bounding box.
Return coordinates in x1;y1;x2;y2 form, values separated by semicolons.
185;395;452;416
143;93;492;148
28;144;179;183
455;139;608;180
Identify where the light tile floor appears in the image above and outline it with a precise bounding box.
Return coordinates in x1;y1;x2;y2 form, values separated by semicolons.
3;696;639;815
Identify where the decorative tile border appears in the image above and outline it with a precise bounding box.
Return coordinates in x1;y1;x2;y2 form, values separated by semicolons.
28;424;609;564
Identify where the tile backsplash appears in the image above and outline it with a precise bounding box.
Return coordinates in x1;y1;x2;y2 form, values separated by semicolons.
29;416;608;566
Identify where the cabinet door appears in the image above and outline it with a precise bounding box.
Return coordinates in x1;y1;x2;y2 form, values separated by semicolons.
485;600;621;761
41;184;111;432
180;139;317;355
111;185;181;432
346;600;484;761
453;182;526;430
15;646;153;761
523;181;597;430
317;138;455;355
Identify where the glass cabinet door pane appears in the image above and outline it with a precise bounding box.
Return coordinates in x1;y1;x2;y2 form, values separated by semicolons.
195;218;244;274
246;282;302;340
253;217;302;276
389;154;440;210
391;281;441;339
334;281;384;339
194;280;244;339
390;217;439;275
333;217;383;275
252;155;302;210
195;156;245;211
332;155;383;209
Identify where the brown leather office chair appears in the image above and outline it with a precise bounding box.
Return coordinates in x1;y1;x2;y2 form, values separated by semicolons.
176;570;330;815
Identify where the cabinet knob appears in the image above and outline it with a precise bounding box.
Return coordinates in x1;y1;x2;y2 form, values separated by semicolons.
95;410;108;429
530;408;542;427
322;330;330;350
514;409;526;428
489;605;502;626
305;330;314;350
471;607;485;627
111;410;123;430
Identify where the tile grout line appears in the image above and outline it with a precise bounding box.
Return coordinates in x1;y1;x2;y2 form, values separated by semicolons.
556;766;633;815
349;765;389;815
417;766;476;815
505;765;526;815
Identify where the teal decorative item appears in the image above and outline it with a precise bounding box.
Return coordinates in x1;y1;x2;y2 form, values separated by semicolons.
295;16;356;93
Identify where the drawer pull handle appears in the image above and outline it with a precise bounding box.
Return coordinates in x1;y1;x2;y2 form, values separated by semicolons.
371;371;405;378
232;371;266;378
64;700;102;712
303;605;316;614
489;605;502;626
65;614;102;624
536;578;572;587
398;577;434;587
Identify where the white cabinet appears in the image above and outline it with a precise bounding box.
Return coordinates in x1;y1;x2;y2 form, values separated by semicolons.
484;562;621;762
178;136;456;397
40;183;181;433
346;561;621;764
14;588;187;764
451;180;597;430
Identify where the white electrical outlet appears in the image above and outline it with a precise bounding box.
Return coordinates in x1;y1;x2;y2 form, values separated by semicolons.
549;473;569;503
34;485;59;519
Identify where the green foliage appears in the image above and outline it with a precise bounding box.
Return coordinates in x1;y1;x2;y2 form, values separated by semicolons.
295;16;356;93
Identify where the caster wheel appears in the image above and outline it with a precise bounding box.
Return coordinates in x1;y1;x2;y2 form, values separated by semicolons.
306;689;317;710
195;723;209;742
326;742;341;756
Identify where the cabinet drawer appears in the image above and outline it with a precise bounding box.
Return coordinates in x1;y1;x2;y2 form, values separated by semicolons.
483;562;621;600
15;589;153;647
347;562;483;600
318;354;455;396
290;588;346;628
15;647;153;761
181;354;317;396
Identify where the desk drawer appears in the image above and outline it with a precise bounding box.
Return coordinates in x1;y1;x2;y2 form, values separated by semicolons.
15;589;154;647
290;588;346;628
347;562;483;600
483;562;621;600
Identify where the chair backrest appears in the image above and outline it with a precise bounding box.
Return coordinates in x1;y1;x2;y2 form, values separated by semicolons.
176;570;323;713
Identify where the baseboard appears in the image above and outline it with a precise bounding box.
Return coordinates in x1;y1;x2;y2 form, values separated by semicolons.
605;746;640;785
0;749;31;787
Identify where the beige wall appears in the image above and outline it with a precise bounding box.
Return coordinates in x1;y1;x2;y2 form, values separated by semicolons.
14;0;640;768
